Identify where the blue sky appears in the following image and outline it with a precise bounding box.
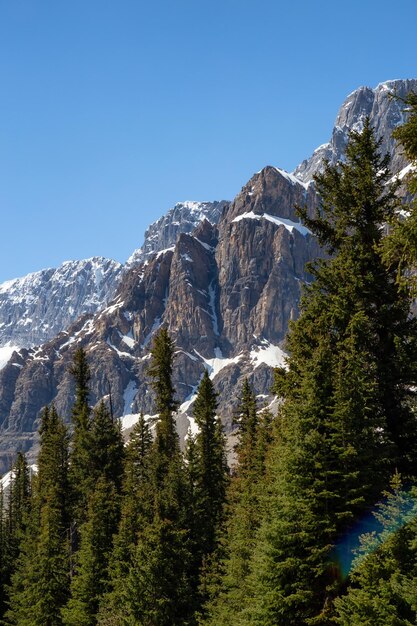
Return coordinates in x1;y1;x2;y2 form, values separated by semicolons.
0;0;416;282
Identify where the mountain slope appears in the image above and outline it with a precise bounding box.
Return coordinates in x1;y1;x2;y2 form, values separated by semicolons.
0;258;122;349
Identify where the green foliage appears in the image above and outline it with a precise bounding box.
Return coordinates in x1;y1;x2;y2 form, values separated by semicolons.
63;400;124;624
335;474;417;625
98;415;153;621
236;121;417;626
202;381;271;626
5;406;70;626
99;329;194;625
191;371;228;558
68;347;92;525
383;92;417;292
88;400;124;492
0;453;31;619
62;478;120;626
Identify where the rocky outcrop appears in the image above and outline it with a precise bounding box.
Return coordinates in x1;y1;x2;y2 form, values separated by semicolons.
216;167;320;351
0;202;229;352
294;79;417;182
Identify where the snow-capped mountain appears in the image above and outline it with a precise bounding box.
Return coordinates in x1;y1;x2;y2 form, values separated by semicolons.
0;202;229;351
0;258;122;349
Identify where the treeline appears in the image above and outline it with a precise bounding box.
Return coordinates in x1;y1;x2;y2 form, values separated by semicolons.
1;92;417;625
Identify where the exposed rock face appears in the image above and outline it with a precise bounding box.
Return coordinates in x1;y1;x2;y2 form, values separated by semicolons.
216;167;320;351
294;79;417;182
0;167;315;473
0;258;122;348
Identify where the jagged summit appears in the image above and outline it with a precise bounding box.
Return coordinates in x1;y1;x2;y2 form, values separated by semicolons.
126;200;229;268
294;78;417;183
0;201;229;350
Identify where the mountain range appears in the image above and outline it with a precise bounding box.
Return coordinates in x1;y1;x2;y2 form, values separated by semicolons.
0;78;415;473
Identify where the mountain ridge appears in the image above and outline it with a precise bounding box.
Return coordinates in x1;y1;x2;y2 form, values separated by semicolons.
0;78;415;472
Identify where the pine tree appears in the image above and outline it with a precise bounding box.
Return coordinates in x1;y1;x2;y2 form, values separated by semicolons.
383;90;417;290
202;381;269;626
5;406;70;626
239;121;417;626
184;371;228;618
191;371;228;559
63;400;124;625
0;453;31;618
68;347;92;526
88;400;124;492
333;89;417;626
62;477;120;626
147;327;180;465
102;328;194;625
97;415;153;623
233;378;259;477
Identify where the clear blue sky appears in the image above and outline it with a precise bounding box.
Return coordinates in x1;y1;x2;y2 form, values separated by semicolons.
0;0;416;282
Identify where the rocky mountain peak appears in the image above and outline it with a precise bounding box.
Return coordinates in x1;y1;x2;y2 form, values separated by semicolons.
226;165;317;224
294;78;417;183
126;200;228;268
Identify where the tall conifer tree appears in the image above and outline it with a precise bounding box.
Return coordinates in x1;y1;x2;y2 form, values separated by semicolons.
68;347;92;526
105;328;193;625
5;406;70;626
63;400;124;625
203;381;269;626
240;121;417;626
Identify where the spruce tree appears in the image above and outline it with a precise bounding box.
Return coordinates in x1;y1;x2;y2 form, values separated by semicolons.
5;406;70;626
233;378;259;477
333;89;417;626
103;328;193;625
184;371;228;617
335;474;417;625
97;415;153;623
239;121;417;626
203;381;269;626
63;400;124;625
62;478;120;626
0;453;31;618
384;91;417;288
191;370;228;560
68;347;92;526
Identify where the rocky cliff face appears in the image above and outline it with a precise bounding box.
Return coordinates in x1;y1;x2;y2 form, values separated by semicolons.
0;79;415;473
0;202;228;351
294;79;417;182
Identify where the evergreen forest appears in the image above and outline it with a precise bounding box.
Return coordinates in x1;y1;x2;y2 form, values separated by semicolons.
1;92;417;625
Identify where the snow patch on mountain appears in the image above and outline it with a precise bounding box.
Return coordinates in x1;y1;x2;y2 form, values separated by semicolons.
232;212;310;236
0;345;20;370
250;341;288;369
